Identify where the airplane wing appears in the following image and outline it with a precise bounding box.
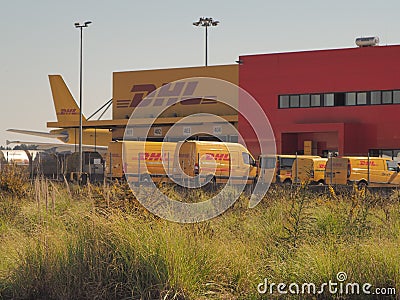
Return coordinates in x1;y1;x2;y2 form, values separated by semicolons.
6;140;107;156
7;129;67;139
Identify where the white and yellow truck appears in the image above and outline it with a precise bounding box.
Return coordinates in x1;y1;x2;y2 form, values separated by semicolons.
325;156;400;189
258;154;321;185
292;157;328;185
106;141;177;183
172;140;258;187
107;140;258;187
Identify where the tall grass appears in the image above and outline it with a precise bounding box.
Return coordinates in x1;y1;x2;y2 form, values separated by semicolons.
0;179;399;299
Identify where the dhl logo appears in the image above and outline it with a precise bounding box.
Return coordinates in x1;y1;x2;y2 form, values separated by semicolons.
137;152;170;161
59;108;78;115
116;81;217;109
359;160;377;166
318;164;327;168
203;153;230;161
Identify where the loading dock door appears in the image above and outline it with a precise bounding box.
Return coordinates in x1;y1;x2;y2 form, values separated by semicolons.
281;132;338;155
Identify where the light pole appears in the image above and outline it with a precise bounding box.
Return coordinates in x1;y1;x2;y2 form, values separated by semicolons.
193;17;219;66
74;21;92;180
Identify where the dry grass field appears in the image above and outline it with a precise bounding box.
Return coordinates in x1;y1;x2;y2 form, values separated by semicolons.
0;166;399;299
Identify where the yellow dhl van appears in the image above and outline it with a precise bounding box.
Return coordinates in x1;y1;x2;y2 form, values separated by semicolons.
173;141;257;186
258;155;320;184
325;156;400;188
292;157;328;184
106;141;177;183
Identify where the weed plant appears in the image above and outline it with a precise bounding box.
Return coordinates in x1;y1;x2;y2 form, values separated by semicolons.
0;178;398;299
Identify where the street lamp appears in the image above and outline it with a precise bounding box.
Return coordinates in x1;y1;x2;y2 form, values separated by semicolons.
193;17;219;66
74;21;92;180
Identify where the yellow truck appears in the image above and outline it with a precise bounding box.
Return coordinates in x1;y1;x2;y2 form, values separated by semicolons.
173;140;257;187
106;141;177;183
258;155;320;184
325;156;400;189
292;157;328;184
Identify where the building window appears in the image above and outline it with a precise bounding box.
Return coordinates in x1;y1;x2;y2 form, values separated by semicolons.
300;94;310;107
345;92;356;105
323;94;334;106
371;91;381;105
382;91;392;104
278;89;400;109
279;95;289;108
289;95;300;107
334;92;345;106
357;92;367;105
393;90;400;104
310;94;321;107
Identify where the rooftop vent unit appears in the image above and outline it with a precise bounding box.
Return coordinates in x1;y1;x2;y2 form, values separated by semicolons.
355;36;379;47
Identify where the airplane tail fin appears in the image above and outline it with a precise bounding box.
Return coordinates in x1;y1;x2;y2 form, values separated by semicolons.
48;75;86;123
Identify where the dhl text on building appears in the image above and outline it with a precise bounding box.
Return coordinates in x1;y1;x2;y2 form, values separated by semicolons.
46;65;239;146
112;64;239;142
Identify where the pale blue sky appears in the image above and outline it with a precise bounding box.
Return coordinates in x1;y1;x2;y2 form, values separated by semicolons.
1;0;399;146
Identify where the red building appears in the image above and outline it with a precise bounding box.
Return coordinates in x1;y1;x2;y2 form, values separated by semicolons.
239;45;400;158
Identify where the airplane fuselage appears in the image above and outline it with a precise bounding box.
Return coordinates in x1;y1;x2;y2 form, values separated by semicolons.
50;128;111;146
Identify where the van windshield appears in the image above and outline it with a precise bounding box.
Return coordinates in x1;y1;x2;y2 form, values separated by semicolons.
280;158;295;170
260;157;276;169
242;152;255;166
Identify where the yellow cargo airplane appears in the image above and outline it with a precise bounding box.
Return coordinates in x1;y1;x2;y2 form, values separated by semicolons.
7;75;112;149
